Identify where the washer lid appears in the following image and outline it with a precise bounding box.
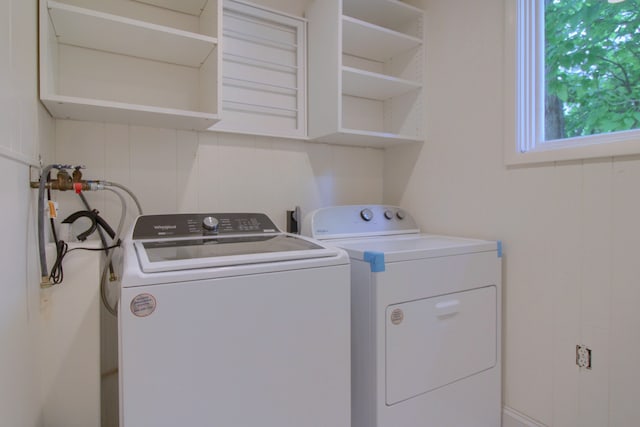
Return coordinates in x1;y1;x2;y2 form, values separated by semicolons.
134;234;339;273
130;213;342;273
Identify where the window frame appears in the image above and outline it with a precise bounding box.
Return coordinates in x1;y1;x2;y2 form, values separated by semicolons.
504;0;640;166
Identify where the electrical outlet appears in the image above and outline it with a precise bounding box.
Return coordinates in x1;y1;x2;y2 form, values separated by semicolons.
576;345;592;369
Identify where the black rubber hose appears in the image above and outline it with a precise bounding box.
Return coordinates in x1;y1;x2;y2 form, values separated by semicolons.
38;164;67;284
47;172;58;244
78;192;115;276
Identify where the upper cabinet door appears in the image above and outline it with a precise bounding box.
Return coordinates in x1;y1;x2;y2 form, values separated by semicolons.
210;0;307;139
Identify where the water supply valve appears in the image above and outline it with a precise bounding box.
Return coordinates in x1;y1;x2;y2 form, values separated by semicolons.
30;165;100;192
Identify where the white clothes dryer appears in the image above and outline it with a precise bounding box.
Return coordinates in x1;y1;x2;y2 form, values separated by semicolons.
119;212;350;427
303;205;502;427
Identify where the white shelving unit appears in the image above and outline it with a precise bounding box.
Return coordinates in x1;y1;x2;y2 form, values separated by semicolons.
307;0;424;148
134;0;208;15
342;16;422;62
39;0;221;130
211;0;306;138
342;0;422;33
342;67;421;100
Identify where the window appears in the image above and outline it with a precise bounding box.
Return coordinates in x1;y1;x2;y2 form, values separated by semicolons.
507;0;640;164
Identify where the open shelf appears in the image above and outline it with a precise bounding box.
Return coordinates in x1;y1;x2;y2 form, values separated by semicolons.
342;16;421;62
342;66;421;100
318;128;423;148
39;0;221;131
343;0;422;32
41;94;219;130
133;0;209;16
47;1;217;67
307;0;424;148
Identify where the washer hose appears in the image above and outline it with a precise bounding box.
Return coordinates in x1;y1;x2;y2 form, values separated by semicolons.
101;187;128;316
38;164;70;285
78;192;116;277
37;166;143;297
99;181;144;215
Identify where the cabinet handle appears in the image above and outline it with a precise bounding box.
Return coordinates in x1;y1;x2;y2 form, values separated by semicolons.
435;299;460;317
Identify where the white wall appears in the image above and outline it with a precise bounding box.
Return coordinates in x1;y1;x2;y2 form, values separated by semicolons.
0;0;55;426
385;1;640;426
53;122;384;233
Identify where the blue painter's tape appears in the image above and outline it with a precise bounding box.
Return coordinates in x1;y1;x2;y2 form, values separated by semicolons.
497;240;503;258
363;251;385;273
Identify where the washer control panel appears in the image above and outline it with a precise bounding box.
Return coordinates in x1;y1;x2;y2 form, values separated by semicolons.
132;213;279;239
303;205;419;239
202;216;219;231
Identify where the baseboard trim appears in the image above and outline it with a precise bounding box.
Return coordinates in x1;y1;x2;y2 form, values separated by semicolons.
503;406;547;427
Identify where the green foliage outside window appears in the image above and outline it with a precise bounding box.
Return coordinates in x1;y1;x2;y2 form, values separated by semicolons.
545;0;640;140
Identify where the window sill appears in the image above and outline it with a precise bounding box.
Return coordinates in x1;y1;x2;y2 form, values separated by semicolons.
504;130;640;166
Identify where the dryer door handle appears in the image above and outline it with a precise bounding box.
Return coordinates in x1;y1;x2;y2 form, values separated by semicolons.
435;299;460;317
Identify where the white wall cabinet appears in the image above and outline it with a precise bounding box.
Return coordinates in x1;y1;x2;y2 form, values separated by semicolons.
39;0;221;130
307;0;425;147
211;0;306;138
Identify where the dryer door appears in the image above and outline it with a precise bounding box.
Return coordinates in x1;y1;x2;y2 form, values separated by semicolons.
385;286;497;405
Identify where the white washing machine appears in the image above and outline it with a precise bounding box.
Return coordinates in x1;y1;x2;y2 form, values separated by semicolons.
303;205;502;427
119;212;350;427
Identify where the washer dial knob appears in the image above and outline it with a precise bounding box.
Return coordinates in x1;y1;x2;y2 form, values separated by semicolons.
384;209;394;220
360;208;374;222
396;210;406;220
202;216;219;232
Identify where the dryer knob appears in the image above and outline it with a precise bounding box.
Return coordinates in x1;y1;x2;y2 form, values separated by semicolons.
384;210;394;220
396;210;406;220
202;216;219;232
360;209;374;222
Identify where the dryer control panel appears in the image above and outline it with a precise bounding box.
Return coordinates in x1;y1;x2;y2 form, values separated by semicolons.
132;213;279;239
302;205;420;239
